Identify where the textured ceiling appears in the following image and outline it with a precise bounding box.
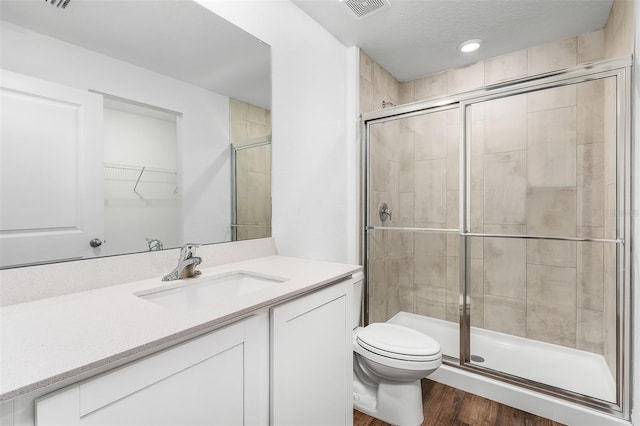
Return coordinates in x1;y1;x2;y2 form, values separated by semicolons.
293;0;614;82
0;0;271;109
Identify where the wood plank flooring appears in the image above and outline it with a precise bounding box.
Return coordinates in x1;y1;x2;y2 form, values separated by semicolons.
353;379;565;426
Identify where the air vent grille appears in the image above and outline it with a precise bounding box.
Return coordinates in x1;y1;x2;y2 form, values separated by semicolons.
342;0;390;19
44;0;71;9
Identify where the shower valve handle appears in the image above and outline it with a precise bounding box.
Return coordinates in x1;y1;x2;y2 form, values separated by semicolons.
379;203;392;222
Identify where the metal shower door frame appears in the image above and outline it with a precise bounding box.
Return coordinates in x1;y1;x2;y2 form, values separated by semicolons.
361;56;632;418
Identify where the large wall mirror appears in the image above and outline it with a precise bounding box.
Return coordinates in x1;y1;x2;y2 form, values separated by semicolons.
0;0;271;268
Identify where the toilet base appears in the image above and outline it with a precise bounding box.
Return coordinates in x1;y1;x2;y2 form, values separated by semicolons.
353;378;424;426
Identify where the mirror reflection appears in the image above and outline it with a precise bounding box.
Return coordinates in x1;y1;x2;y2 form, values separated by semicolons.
230;99;272;242
102;98;179;257
0;0;271;268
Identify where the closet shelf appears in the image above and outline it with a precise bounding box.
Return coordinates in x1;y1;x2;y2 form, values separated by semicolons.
104;163;177;193
104;162;176;174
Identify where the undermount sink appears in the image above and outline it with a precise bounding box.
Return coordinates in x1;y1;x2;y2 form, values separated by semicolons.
136;271;287;312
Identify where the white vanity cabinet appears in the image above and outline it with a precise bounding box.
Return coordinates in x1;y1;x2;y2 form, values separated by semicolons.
271;279;353;426
35;313;269;426
27;275;356;426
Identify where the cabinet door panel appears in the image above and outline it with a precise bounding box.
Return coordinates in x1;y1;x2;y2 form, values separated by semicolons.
35;386;80;426
271;280;353;426
81;344;244;426
79;321;244;416
36;314;268;426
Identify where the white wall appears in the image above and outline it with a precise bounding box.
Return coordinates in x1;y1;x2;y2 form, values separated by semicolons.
197;0;358;264
346;45;360;265
0;21;230;247
631;2;639;423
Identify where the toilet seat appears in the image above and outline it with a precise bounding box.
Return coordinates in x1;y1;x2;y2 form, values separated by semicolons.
356;323;441;362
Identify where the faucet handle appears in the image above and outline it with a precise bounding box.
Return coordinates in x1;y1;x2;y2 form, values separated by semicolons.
179;243;200;259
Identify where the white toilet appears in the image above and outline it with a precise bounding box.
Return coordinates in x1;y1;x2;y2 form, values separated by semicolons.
352;279;442;426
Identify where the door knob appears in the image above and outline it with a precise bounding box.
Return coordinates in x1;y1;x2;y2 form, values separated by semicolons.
89;238;103;248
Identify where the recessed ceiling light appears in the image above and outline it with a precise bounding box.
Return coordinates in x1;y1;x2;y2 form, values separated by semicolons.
459;39;482;53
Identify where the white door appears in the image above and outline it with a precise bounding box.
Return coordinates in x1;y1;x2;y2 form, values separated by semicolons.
0;70;103;267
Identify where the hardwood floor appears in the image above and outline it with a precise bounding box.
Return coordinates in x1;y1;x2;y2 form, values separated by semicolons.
353;379;565;426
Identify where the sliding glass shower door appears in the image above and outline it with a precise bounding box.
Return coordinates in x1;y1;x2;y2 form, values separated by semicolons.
462;76;623;405
364;60;630;415
366;106;462;360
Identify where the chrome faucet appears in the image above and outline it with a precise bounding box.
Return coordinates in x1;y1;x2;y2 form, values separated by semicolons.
146;237;163;251
162;243;202;281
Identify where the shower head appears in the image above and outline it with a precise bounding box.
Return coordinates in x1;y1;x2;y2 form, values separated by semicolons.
44;0;71;9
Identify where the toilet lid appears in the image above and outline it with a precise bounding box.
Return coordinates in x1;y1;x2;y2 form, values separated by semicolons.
357;323;440;358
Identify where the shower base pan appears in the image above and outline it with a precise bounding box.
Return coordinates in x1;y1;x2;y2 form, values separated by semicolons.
387;311;616;403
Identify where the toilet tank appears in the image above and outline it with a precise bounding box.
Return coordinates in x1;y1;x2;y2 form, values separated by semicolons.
352;272;364;329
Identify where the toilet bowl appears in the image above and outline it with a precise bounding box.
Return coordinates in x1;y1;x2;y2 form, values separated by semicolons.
352;278;442;426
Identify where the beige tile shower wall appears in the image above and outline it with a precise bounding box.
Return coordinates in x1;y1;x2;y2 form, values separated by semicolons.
604;0;635;59
230;98;271;144
360;50;400;114
230;98;272;240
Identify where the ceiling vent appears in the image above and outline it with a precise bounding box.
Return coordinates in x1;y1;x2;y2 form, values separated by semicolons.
341;0;390;19
44;0;71;9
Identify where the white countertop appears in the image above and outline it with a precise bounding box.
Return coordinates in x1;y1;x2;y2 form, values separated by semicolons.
0;255;361;402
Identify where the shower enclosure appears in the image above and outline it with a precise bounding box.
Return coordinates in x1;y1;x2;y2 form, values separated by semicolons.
362;58;631;417
230;139;272;241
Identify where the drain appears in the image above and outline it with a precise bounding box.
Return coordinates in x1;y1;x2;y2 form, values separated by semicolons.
470;354;485;363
